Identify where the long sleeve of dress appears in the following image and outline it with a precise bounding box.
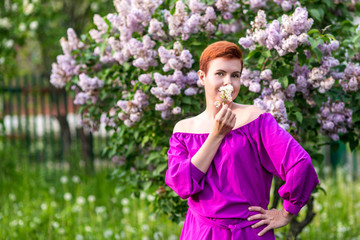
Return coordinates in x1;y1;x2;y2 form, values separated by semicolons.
254;113;319;215
165;134;206;199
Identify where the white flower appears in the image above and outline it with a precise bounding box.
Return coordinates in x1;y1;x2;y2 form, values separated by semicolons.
72;175;80;183
49;187;55;194
95;206;106;214
24;3;34;15
140;192;147;200
153;231;163;240
141;224;150;231
29;21;38;30
52;221;60;229
122;207;130;214
103;229;113;238
9;193;16;201
121;198;129;206
0;57;4;65
11;3;18;12
75;234;84;240
64;192;72;201
5;39;14;49
0;18;11;29
60;176;68;184
218;84;234;104
91;3;99;11
76;196;86;205
88;195;96;203
58;228;65;234
169;234;178;240
51;201;57;207
41;203;48;211
147;194;155;202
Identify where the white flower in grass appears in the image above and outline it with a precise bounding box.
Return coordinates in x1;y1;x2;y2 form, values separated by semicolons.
76;196;86;205
76;234;84;240
148;214;156;222
140;192;147;200
58;228;65;234
153;231;163;240
19;23;26;32
51;201;57;208
111;197;117;203
85;226;92;232
125;225;136;233
0;57;4;65
33;217;40;224
88;195;96;203
9;193;16;201
169;234;178;240
16;210;23;217
147;194;155;202
72;205;81;213
10;220;18;227
64;192;72;201
29;21;38;30
142;237;149;240
104;229;113;238
72;175;80;183
41;203;48;211
95;206;106;214
60;176;68;184
52;221;60;229
49;187;55;195
115;234;121;239
178;220;185;226
122;207;130;214
121;198;129;206
141;224;150;232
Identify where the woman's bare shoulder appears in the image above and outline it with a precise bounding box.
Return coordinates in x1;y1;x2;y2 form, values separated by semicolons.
232;103;265;124
173;117;196;133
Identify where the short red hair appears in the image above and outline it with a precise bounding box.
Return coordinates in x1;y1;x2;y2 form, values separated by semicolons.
200;41;243;75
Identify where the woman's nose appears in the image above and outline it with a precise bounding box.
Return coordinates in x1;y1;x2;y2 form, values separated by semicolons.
223;75;231;85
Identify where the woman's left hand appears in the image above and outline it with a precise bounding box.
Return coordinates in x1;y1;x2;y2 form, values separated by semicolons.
247;206;294;236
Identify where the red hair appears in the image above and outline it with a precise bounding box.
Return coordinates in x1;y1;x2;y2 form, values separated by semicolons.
200;41;243;75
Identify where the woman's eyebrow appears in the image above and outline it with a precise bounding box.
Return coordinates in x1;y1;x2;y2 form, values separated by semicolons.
215;69;241;73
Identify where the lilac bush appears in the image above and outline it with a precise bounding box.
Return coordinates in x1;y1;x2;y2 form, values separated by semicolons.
50;0;360;237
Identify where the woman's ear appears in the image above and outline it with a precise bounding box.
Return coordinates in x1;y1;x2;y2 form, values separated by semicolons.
198;70;205;86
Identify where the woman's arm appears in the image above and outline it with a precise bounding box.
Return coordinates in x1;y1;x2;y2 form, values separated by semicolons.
165;104;236;199
189;104;236;173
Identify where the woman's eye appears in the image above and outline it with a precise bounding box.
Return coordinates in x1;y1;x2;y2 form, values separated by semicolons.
232;74;240;78
216;72;224;76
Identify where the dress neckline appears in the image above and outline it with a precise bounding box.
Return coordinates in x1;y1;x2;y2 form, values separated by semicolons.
172;112;268;136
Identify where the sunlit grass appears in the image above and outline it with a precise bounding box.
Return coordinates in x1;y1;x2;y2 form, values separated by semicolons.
1;159;359;239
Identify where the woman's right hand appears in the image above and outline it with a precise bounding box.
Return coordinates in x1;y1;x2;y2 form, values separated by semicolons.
211;104;236;138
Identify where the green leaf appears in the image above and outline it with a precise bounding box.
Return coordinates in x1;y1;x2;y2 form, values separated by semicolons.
143;181;152;190
308;29;320;35
294;112;303;124
182;96;192;104
279;76;288;89
313;48;323;62
309;8;324;22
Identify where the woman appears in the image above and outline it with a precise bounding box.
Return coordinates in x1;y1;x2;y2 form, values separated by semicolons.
165;41;319;239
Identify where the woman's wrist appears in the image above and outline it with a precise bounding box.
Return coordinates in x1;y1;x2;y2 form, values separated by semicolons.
281;208;294;219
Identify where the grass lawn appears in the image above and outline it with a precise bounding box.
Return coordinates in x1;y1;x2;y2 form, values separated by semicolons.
0;159;359;239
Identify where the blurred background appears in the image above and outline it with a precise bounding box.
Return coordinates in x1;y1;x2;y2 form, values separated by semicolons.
0;0;359;239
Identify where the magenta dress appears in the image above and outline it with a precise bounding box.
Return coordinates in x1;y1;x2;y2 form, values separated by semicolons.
165;112;319;240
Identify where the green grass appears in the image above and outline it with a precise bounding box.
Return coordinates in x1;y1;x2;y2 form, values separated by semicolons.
1;158;360;239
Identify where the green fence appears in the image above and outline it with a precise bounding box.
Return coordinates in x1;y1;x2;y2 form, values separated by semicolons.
0;75;112;172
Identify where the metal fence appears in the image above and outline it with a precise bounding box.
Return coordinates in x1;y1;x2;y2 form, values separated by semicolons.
0;75;112;171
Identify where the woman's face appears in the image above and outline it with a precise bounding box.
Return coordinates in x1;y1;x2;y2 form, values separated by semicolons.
199;57;242;105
